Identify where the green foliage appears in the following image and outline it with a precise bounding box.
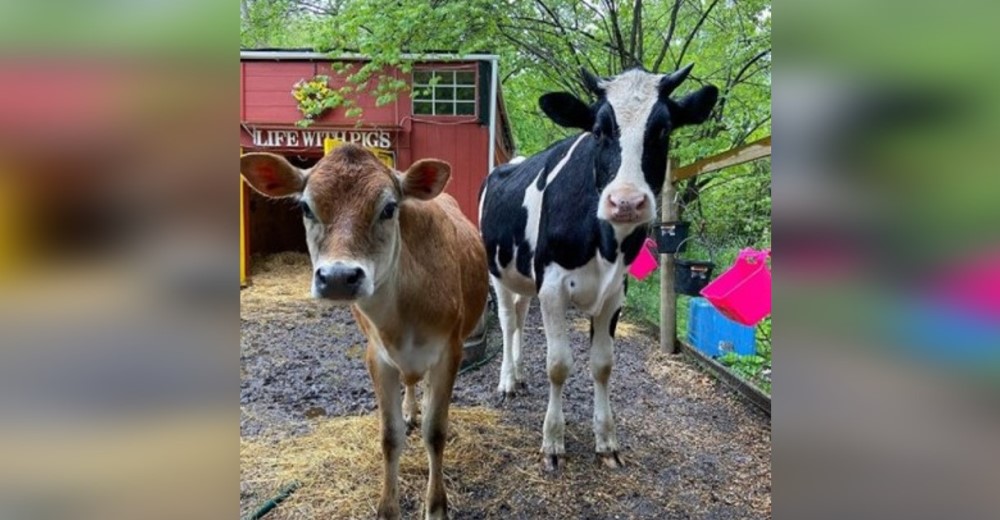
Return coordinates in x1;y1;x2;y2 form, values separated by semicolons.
718;350;770;394
241;1;770;152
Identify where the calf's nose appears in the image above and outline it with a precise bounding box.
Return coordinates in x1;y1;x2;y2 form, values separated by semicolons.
315;263;366;299
610;192;646;210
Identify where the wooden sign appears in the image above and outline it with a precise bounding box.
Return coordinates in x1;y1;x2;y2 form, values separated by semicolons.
324;137;395;168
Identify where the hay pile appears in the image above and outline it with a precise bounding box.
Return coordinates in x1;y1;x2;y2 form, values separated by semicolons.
240;402;719;519
241;407;526;519
242;252;325;321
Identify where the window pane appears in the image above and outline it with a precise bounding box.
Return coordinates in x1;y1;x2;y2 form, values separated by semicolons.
431;70;454;84
434;102;454;115
455;102;475;115
455;86;475;101
456;71;475;85
413;70;432;85
412;87;432;101
435;86;454;101
414;101;433;115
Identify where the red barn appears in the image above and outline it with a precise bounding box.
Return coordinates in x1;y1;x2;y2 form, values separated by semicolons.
240;49;515;284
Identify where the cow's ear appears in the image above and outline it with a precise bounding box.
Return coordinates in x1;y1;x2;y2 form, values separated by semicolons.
670;85;719;128
539;92;595;131
401;159;451;200
241;153;306;198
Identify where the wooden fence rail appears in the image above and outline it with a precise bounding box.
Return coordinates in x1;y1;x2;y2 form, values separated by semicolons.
660;136;771;353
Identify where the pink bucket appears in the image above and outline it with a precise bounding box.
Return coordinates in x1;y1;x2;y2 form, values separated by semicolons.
700;248;771;326
628;238;659;280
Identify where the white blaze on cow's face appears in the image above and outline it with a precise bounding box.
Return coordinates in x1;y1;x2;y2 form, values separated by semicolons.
240;146;451;303
538;64;719;229
597;70;663;226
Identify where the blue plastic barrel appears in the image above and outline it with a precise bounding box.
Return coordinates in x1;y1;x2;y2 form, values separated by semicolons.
687;297;756;357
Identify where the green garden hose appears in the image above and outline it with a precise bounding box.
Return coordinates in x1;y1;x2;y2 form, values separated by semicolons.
244;481;300;520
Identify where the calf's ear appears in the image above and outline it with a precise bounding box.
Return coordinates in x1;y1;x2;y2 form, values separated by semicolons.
241;153;306;197
670;85;719;128
539;92;595;131
401;159;451;200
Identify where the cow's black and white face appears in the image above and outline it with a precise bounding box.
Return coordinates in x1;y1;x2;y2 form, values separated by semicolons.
539;65;718;227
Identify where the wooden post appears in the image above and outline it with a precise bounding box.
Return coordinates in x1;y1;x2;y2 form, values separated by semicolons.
660;159;679;354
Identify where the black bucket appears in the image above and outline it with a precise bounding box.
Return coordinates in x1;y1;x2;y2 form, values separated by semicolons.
460;290;493;370
674;259;715;296
657;221;691;254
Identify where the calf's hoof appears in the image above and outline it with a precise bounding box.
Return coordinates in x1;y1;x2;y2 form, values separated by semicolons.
377;505;400;520
424;506;448;520
542;454;562;473
598;450;624;469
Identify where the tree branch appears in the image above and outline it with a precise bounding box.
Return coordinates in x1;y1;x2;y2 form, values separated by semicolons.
731;48;771;86
604;0;632;69
652;0;682;72
534;0;596;89
675;0;720;69
628;0;642;63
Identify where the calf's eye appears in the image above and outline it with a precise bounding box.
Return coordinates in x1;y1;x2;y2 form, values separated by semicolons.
380;201;397;220
300;201;316;221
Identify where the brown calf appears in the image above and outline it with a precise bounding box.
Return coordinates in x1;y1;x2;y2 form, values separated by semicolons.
241;145;488;520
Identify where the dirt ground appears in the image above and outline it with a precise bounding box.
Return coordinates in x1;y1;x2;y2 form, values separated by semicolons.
241;253;771;519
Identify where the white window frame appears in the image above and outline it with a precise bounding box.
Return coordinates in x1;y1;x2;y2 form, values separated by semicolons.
412;67;478;117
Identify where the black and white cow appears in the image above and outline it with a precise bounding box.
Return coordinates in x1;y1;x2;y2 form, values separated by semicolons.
478;64;718;470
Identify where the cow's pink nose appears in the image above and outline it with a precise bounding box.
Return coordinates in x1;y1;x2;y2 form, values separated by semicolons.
609;192;646;212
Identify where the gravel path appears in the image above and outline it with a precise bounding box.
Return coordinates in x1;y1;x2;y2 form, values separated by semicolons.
241;254;771;519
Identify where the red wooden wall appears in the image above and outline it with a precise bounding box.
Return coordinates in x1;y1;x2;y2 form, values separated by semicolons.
240;59;496;236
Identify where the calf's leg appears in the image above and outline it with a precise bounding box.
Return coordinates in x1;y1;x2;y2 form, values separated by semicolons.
493;277;521;397
368;350;405;520
590;287;624;468
403;383;419;434
512;294;531;389
422;344;460;520
539;288;572;471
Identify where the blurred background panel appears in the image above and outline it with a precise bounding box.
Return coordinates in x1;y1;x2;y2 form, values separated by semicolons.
776;0;1000;518
0;1;235;519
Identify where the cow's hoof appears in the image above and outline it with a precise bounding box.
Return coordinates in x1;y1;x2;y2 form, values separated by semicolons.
516;380;528;391
598;451;624;469
495;390;518;405
542;454;561;473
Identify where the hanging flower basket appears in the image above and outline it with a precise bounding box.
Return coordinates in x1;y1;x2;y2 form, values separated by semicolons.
291;75;344;127
674;259;715;296
657;221;691;254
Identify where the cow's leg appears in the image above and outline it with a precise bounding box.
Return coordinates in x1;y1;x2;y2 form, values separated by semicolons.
538;288;571;471
512;294;531;389
422;342;460;520
590;287;625;468
367;350;405;520
493;277;521;397
403;383;419;434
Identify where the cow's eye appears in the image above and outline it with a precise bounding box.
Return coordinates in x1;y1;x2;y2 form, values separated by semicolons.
300;201;316;221
380;201;397;220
